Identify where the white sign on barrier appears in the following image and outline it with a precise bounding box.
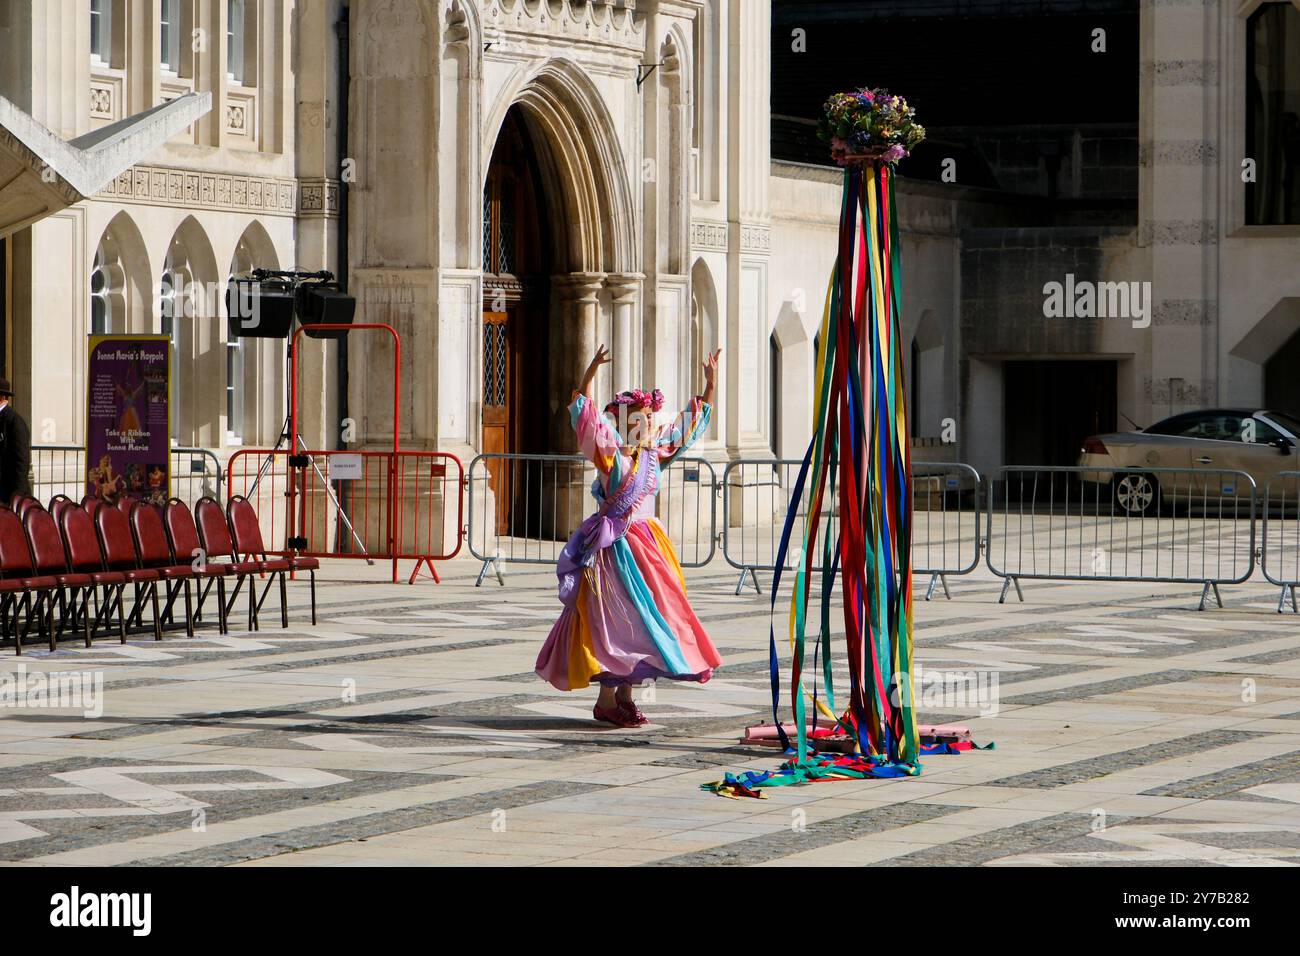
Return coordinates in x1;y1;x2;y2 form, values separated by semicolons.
330;454;364;481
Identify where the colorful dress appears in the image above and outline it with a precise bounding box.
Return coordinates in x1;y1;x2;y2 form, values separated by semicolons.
535;394;724;690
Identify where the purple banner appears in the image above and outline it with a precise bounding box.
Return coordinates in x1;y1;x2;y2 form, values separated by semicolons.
85;336;171;506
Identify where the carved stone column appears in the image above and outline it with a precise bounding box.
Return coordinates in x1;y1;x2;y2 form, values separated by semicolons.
556;272;606;413
605;272;644;392
547;272;606;538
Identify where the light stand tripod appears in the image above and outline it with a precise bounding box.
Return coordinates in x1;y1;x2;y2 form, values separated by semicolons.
239;269;370;563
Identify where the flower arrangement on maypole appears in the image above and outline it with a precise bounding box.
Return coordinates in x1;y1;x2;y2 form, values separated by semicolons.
703;88;948;798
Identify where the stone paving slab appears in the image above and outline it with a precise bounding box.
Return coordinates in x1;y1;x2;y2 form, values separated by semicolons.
1;555;1298;866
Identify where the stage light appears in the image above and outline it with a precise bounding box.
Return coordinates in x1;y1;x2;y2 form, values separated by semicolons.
225;278;296;339
297;284;357;340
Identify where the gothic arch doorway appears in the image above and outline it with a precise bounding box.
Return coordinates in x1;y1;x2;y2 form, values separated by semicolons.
482;107;552;534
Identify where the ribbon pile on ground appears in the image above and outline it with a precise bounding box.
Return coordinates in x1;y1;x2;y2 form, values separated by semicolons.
705;159;924;798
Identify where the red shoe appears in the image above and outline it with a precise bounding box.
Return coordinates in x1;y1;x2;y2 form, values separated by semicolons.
617;698;649;725
593;703;642;728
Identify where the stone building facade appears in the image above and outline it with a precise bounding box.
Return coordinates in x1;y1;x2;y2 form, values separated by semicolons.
0;0;778;497
766;0;1300;480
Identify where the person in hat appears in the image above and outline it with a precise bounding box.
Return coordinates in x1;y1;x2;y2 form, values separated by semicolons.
0;379;32;505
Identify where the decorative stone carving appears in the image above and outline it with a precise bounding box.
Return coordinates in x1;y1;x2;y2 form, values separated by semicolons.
90;86;114;118
298;178;343;219
95;162;298;217
445;0;470;43
740;224;771;254
484;0;643;54
690;219;727;252
659;34;680;74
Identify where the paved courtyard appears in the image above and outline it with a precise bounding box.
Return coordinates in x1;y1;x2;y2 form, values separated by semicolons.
1;554;1298;867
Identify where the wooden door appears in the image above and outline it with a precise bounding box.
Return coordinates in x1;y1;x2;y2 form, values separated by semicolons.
482;310;512;534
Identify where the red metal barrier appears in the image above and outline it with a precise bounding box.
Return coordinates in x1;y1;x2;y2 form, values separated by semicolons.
227;449;465;584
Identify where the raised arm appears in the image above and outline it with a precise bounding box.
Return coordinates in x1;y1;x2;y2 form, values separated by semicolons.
569;345;623;477
656;349;720;465
701;348;720;408
576;344;611;405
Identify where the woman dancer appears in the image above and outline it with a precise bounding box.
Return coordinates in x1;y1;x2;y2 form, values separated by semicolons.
535;344;724;727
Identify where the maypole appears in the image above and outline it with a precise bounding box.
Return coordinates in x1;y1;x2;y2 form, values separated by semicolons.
705;88;932;797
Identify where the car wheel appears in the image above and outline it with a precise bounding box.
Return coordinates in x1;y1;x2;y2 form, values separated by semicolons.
1113;472;1159;517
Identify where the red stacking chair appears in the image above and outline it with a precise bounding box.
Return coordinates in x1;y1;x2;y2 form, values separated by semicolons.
59;505;128;646
49;497;75;544
164;498;229;634
94;504;163;641
227;495;314;625
194;496;289;630
13;496;42;521
130;502;203;637
116;496;137;517
23;507;94;650
83;497;103;518
0;509;60;654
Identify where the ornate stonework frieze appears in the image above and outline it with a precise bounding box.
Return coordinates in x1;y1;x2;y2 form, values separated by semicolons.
483;0;644;54
740;223;771;254
94;163;299;217
690;219;728;252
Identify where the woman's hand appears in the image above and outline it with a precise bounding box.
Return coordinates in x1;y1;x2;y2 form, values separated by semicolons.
702;348;721;406
580;344;612;400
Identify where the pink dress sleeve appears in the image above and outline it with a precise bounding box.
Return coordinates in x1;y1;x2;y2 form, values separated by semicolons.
655;397;713;466
570;394;625;478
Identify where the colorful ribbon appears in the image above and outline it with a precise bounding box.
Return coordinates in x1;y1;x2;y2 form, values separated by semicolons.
712;162;925;797
784;162;918;771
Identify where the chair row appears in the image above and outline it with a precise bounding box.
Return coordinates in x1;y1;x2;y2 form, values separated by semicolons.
0;494;317;655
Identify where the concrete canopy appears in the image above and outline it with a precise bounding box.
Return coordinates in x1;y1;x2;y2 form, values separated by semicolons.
0;91;211;239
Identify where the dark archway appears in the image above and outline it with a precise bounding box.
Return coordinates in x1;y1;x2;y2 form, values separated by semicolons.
482;107;553;533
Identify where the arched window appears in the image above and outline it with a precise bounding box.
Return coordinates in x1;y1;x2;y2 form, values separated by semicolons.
91;213;152;336
225;222;280;447
160;244;198;443
90;248;112;335
155;218;221;447
689;290;703;388
159;264;181;442
688;259;720;441
225;235;256;444
770;332;781;457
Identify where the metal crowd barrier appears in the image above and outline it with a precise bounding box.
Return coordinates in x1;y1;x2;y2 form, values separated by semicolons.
911;462;982;599
465;453;718;586
986;465;1257;610
32;445;223;505
227;448;464;584
1260;472;1300;614
719;458;983;598
171;447;224;506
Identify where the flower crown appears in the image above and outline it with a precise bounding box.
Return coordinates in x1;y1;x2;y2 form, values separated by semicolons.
605;388;664;416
